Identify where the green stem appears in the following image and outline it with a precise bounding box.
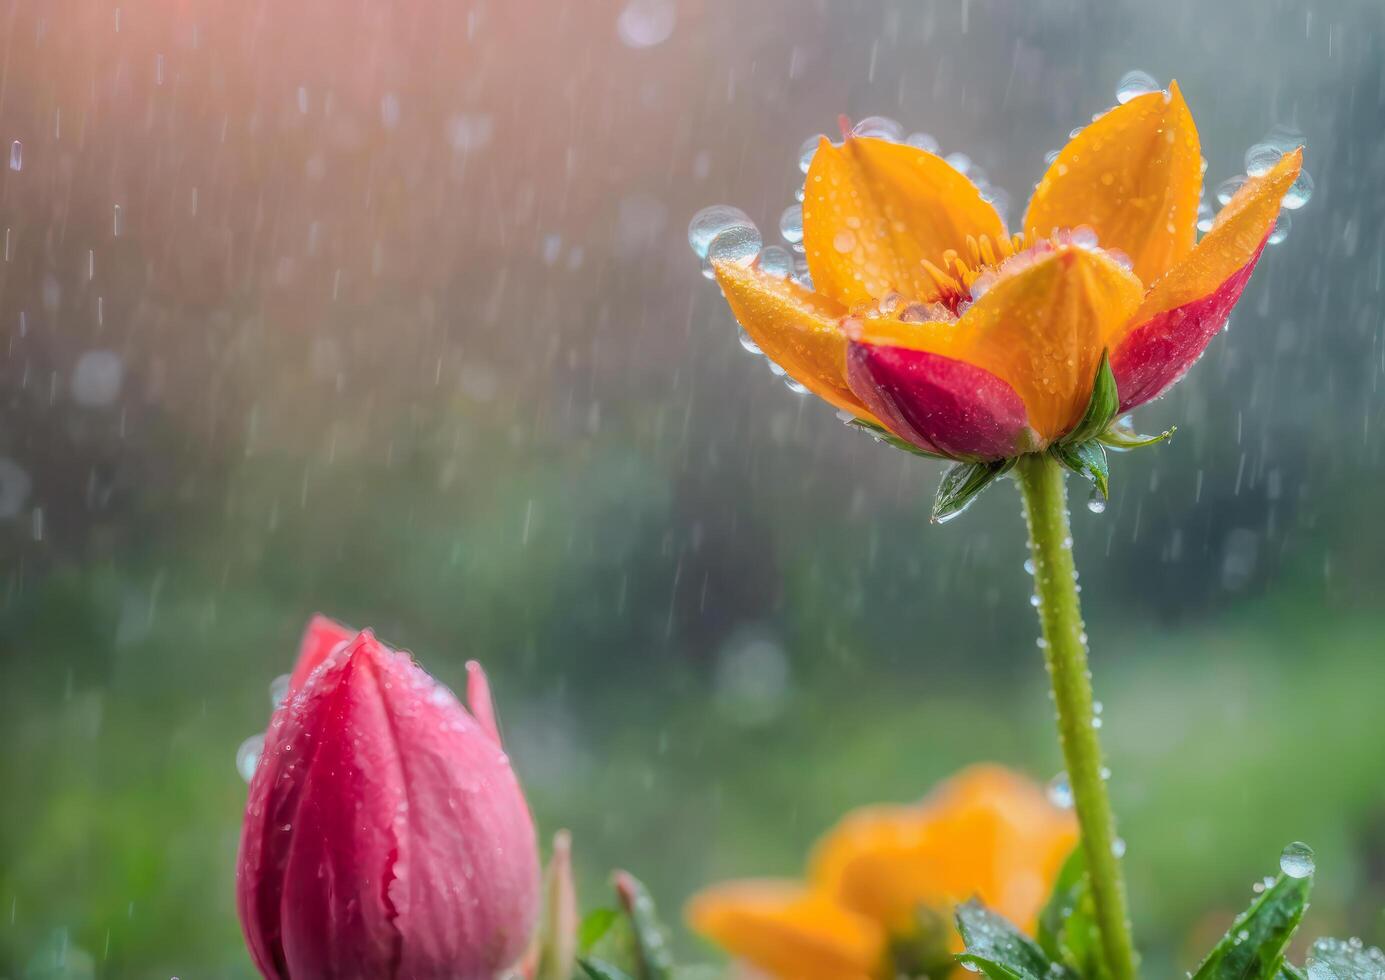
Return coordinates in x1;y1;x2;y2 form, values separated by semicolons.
1015;452;1137;980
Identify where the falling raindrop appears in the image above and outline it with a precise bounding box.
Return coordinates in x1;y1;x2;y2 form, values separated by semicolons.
1279;841;1315;879
113;204;123;237
71;350;124;407
1282;170;1314;209
0;458;33;519
616;0;676;49
8;140;21;171
236;734;265;782
688;204;753;259
1115;69;1159;104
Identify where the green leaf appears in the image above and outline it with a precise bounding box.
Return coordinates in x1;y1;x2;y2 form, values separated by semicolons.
1190;870;1312;980
1303;936;1385;978
1062;350;1120;445
579;908;621;954
1050;440;1109;500
614;871;674;980
579;957;637;980
955;900;1072;980
1099;415;1174;452
932;458;1015;523
1037;847;1107;979
847;418;949;459
888;905;956;978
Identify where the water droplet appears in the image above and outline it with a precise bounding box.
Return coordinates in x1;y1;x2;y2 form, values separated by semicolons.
688;204;753;259
8;140;21;171
705;224;762;274
737;329;761;355
783;377;809;395
1267;212;1291;245
1047;772;1073;809
616;0;676;48
1215;175;1246;206
1087;490;1107;514
269;674;291;707
0;457;33;520
1044;149;1061;166
1111;837;1126;858
832;229;856;253
906;132;940;154
1023;558;1036;575
850;115;903;141
1279;841;1315;878
236;733;265;782
944;152;972;176
1244;142;1284;177
113;204;123;237
758;245;793;279
1115;69;1159;104
779;203;804;245
798;135;821;173
71;350;124;407
1196;200;1215;233
1282;169;1313;210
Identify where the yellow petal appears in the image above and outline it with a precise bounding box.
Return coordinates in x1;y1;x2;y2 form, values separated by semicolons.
1129;147;1303;326
713;259;875;420
686;880;884;980
1024;82;1202;285
803;136;1007;308
809;766;1077;935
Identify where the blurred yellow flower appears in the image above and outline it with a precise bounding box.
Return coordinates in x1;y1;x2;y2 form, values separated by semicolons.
686;765;1077;979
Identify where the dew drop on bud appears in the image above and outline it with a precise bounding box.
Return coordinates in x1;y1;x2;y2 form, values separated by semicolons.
1282;169;1313;210
1279;841;1315;879
1215;175;1246;206
688;204;753;260
236;733;266;782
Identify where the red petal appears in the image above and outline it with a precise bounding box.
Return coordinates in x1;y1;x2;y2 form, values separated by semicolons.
1111;235;1267;411
845;343;1035;461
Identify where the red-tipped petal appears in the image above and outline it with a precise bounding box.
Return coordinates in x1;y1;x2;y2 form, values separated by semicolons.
1110;236;1266;411
286;613;357;696
845;343;1035;461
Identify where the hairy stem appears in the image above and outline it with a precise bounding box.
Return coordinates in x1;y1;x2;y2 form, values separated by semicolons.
1015;452;1137;980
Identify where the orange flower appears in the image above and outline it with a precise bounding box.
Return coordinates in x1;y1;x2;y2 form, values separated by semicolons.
704;84;1304;461
686;766;1077;979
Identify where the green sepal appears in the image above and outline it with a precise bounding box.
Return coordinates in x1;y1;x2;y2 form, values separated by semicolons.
847;418;949;460
1301;936;1385;978
1190;865;1312;980
888;905;956;978
579;908;622;954
1062;350;1120;446
955;900;1073;980
1050;439;1110;500
1037;847;1108;979
932;458;1015;523
614;872;674;980
579;958;637;980
1099;416;1175;452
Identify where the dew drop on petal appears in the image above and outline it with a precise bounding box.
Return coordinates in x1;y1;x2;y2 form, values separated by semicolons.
688;204;753;259
705;224;762;275
737;329;761;356
798;135;822;173
757;244;793;279
1268;212;1291;245
1279;841;1315;878
778;203;804;244
1244;142;1285;177
1215;175;1247;206
1115;69;1159;104
851;115;903;141
906;132;941;154
1282;169;1313;210
832;229;856;253
1196;200;1215;233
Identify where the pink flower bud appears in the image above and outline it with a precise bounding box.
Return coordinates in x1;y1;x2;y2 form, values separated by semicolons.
237;622;540;979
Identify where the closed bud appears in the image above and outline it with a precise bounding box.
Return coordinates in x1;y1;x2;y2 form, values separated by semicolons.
237;620;540;979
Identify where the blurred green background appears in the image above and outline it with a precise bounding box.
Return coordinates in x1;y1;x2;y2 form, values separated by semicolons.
2;0;1384;976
